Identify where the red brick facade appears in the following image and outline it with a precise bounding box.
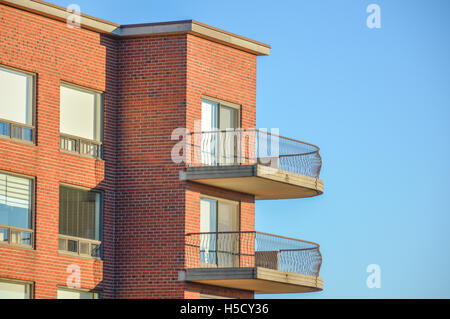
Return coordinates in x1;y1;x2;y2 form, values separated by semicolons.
0;3;258;298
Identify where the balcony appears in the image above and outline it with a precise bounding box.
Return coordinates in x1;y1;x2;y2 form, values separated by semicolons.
179;129;323;199
180;231;323;294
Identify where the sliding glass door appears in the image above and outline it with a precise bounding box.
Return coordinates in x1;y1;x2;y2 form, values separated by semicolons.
201;98;239;166
200;197;239;267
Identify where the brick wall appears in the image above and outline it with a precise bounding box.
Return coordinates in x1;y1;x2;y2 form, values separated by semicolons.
114;34;188;298
0;3;258;299
0;3;117;298
183;34;257;299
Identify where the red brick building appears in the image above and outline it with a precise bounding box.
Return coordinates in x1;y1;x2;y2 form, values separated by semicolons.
0;0;324;299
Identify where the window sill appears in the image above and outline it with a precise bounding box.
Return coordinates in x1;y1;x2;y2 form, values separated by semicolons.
59;149;104;161
0;134;35;146
58;234;102;261
58;250;102;261
0;242;35;251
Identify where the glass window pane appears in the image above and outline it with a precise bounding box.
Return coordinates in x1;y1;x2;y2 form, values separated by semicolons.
199;197;240;268
22;127;32;141
59;186;100;240
79;242;89;255
200;198;217;265
11;125;22;139
0;67;33;125
201;99;218;131
21;231;32;245
61;136;78;152
67;239;78;253
0;281;31;299
200;198;217;233
218;201;239;232
0;121;10;136
60;85;102;141
58;238;66;250
217;200;239;267
219;105;238;130
57;288;98;299
0;173;32;229
201;100;219;166
0;227;8;243
11;230;20;244
91;243;100;258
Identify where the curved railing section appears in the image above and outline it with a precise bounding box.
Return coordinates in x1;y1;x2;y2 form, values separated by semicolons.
186;129;322;179
185;231;322;278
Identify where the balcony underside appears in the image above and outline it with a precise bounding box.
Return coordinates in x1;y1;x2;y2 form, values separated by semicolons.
179;267;323;294
180;164;323;200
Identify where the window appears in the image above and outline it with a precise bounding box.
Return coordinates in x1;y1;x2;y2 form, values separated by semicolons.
200;294;234;299
0;280;32;299
0;66;34;143
57;288;99;299
0;172;33;247
201;98;240;165
58;186;101;258
59;83;103;158
200;196;239;267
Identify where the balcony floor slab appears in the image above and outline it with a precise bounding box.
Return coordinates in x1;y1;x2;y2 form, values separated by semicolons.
180;164;323;200
179;267;323;294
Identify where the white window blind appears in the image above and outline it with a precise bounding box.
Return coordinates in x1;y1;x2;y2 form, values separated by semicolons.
0;281;31;299
57;288;98;299
201;99;218;131
217;201;239;232
200;198;217;233
0;173;31;210
0;67;33;125
60;84;102;141
201;100;218;165
59;186;101;241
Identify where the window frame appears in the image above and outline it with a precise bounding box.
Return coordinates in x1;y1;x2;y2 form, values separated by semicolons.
57;183;103;260
0;64;36;145
0;170;35;250
59;81;104;159
199;195;241;267
56;286;100;299
200;194;241;234
0;278;33;299
200;293;234;299
201;97;242;166
202;95;241;130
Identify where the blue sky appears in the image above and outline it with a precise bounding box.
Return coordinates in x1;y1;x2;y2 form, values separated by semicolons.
50;0;450;298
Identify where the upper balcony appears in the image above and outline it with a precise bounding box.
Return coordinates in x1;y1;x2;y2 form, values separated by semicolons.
180;231;323;294
180;129;323;199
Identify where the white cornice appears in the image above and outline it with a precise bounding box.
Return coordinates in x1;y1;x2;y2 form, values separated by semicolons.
1;0;270;56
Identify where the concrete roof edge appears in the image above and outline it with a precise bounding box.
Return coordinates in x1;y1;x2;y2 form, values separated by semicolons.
1;0;270;56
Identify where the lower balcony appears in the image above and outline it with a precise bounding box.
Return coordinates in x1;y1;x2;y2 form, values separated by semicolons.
180;231;323;294
180;129;323;200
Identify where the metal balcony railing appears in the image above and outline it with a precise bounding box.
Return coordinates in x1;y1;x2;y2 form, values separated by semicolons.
185;231;322;277
186;129;322;179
